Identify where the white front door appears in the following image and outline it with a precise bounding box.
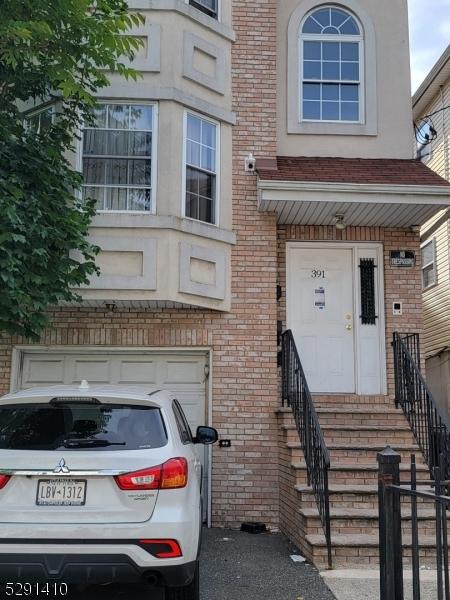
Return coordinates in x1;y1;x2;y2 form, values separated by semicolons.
288;247;356;393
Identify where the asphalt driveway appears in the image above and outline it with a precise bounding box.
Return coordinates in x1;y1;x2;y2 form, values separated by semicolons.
67;528;335;599
199;527;335;600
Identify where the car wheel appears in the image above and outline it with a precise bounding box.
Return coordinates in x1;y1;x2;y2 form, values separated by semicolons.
165;561;199;600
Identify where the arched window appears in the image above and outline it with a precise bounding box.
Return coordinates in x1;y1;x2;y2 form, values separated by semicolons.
300;6;363;123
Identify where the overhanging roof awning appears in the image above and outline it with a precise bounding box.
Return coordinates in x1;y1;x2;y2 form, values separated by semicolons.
257;157;450;227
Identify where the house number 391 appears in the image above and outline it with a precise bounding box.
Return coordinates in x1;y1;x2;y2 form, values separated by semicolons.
311;270;325;279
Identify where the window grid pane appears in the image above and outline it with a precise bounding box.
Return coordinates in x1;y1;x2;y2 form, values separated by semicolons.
302;39;360;122
185;114;217;225
82;104;153;212
302;8;360;35
422;241;436;289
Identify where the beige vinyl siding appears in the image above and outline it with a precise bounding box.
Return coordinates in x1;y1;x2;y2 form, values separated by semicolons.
423;218;450;355
419;78;450;356
420;80;450;180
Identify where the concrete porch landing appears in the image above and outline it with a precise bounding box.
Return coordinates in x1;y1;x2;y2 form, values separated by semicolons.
321;569;438;600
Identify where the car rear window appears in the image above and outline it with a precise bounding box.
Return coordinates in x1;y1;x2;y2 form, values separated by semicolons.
0;402;167;451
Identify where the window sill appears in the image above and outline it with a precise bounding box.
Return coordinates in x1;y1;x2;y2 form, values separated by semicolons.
423;281;438;293
90;213;236;245
288;120;377;136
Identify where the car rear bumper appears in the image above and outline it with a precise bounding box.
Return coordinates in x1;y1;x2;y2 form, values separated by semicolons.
0;553;197;586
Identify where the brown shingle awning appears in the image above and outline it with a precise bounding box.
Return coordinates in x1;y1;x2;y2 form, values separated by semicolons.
257;156;450;187
257;157;450;227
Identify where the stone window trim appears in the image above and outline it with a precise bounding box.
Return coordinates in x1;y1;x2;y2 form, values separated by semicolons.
179;242;226;300
74;236;157;291
119;23;161;73
287;0;377;136
421;238;437;290
183;32;227;95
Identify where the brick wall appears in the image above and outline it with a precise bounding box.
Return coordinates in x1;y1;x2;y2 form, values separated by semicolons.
0;0;280;530
277;225;424;396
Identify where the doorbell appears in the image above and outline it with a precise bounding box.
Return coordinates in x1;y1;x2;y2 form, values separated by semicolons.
393;302;403;316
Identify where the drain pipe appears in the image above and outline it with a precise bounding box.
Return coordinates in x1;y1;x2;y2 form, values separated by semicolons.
440;85;449;182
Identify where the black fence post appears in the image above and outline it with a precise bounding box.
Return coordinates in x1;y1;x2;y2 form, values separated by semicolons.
378;447;404;600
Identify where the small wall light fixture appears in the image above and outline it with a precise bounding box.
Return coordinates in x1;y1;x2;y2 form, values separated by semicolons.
334;214;347;230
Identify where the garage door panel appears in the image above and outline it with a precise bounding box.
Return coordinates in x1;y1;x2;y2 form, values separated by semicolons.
116;360;157;384
162;360;204;385
22;358;65;386
73;359;111;383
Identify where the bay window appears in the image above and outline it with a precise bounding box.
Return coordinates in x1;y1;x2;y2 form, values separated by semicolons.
82;103;156;213
184;112;218;225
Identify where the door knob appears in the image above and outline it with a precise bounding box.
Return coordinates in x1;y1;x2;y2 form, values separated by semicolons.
346;324;353;331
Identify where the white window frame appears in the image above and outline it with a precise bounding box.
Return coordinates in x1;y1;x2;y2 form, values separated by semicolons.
24;104;56;133
182;109;220;227
299;5;365;125
79;100;158;215
421;238;437;290
186;0;220;21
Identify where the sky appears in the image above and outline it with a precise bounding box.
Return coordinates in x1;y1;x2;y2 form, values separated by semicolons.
409;0;450;93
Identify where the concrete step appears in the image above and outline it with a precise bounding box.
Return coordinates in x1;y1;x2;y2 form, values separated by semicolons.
299;506;443;538
287;441;424;465
305;534;441;570
316;408;407;427
291;460;430;486
312;395;393;408
295;484;436;510
281;424;416;445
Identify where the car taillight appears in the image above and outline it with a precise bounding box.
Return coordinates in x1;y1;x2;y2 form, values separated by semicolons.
139;539;183;558
115;458;188;491
0;475;10;490
160;458;188;489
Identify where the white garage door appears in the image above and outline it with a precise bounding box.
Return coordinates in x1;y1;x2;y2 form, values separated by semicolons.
16;350;210;519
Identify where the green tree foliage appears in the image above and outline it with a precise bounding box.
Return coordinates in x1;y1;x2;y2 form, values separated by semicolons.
0;0;143;339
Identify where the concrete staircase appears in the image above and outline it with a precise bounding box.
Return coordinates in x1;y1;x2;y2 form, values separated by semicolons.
278;394;442;570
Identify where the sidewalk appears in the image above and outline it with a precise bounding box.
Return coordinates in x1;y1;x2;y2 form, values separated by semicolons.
321;569;438;600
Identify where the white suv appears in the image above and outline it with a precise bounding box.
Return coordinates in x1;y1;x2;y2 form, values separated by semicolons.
0;383;218;599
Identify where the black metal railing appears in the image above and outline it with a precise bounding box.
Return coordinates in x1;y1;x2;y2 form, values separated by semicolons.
281;330;332;568
393;332;450;480
378;448;450;600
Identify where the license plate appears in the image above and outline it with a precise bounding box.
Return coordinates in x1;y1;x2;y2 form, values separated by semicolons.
36;479;87;506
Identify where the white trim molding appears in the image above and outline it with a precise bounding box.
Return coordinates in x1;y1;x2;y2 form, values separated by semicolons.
287;0;377;135
259;179;450;199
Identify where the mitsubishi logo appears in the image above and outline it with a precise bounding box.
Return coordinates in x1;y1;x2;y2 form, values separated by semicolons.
53;458;70;474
